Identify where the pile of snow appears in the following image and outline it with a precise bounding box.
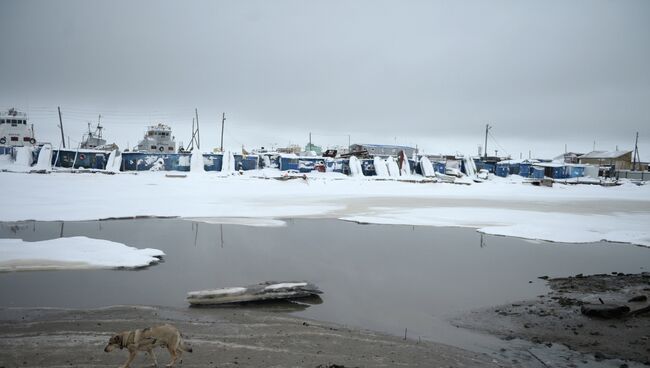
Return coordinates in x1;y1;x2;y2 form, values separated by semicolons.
348;156;364;176
107;150;122;172
420;156;435;177
224;151;236;172
149;158;165;171
190;150;205;173
464;157;477;177
0;236;165;271
386;157;400;177
14;146;33;167
33;145;52;171
374;157;389;177
178;155;190;168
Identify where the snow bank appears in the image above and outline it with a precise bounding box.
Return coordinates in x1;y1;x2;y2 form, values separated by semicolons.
1;170;649;246
341;208;650;247
184;217;287;227
0;236;165;271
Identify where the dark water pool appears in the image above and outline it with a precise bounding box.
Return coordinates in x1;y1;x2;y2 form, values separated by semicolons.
1;218;648;351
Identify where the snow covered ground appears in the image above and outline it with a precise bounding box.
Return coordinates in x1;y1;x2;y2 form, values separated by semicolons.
0;236;164;271
1;170;649;247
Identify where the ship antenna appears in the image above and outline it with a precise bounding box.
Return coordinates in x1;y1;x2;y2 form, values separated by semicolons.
97;114;103;139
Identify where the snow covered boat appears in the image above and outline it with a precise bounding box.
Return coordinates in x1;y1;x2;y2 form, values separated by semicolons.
134;123;176;153
186;281;322;305
0;108;36;148
80;117;118;151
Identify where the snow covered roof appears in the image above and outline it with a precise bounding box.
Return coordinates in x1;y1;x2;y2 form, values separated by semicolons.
553;152;584;160
533;162;567;168
580;150;631;159
354;143;416;150
498;159;539;164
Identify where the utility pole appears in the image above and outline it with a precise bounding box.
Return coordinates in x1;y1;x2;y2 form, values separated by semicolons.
195;108;200;150
58;106;66;148
484;124;491;159
220;112;226;152
632;132;640;171
309;132;312;150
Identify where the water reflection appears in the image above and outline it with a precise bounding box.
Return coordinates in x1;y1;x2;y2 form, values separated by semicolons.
189;295;323;313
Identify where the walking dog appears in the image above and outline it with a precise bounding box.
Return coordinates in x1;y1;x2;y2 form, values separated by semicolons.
104;324;192;368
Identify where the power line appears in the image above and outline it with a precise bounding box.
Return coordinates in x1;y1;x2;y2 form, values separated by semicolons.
488;130;510;157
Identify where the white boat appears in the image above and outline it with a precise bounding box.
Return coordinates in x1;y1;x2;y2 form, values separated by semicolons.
0;108;36;147
134;123;176;153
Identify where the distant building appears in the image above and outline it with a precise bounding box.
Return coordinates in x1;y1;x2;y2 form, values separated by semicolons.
349;143;417;158
553;152;584;164
276;144;301;154
304;142;322;155
578;150;632;170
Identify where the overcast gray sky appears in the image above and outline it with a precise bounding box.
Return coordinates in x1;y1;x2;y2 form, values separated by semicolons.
1;0;648;159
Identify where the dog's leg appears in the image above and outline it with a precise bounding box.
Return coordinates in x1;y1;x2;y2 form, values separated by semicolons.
175;348;184;364
147;348;159;367
165;344;178;368
121;350;137;368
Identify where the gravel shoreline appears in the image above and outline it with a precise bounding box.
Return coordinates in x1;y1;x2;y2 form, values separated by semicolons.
0;305;512;368
455;273;650;365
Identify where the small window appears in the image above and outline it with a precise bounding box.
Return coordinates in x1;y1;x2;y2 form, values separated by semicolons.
11;137;18;141
151;145;156;149
0;119;4;124
168;147;174;151
23;120;27;124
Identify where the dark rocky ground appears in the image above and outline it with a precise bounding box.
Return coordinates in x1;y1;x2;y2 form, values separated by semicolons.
0;304;514;368
455;272;650;366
